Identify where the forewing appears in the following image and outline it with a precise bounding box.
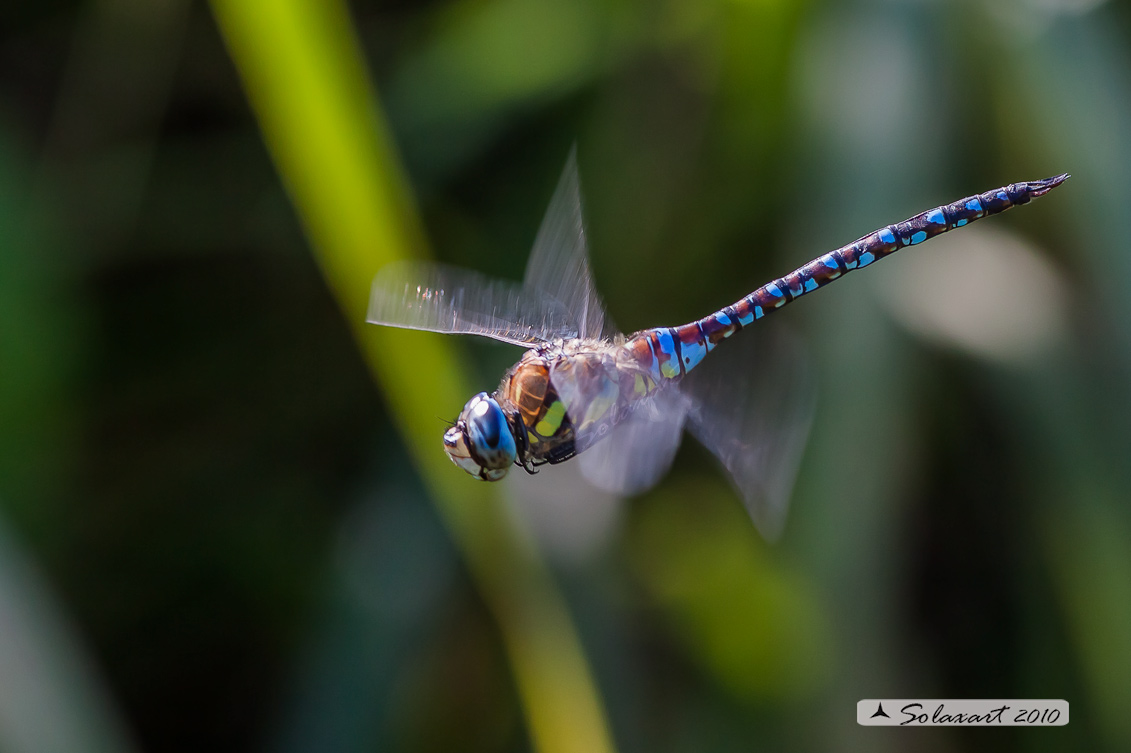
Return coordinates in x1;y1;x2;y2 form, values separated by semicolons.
367;260;578;347
578;389;690;497
682;326;815;541
523;147;613;339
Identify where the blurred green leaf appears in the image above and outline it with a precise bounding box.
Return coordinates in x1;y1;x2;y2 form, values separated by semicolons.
629;475;832;701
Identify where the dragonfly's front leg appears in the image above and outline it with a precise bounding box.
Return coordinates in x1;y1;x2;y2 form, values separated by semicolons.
509;409;540;475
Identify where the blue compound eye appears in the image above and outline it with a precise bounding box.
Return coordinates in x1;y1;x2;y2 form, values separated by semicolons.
464;393;516;476
471;398;501;448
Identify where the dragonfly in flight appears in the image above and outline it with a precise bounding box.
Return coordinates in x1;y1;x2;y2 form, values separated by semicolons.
368;150;1067;538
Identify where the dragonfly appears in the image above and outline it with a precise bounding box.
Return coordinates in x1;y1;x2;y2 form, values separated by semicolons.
367;150;1067;538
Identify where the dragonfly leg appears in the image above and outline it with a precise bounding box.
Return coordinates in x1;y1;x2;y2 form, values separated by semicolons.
509;409;540;474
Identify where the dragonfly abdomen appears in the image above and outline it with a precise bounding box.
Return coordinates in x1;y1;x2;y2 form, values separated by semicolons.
726;174;1069;329
631;174;1069;382
627;319;733;386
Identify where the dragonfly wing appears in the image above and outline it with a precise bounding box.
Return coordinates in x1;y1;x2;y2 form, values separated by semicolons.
523;147;613;340
682;327;815;541
577;389;690;497
367;260;578;347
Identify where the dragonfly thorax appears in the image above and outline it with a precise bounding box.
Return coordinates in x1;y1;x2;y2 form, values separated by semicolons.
499;340;645;469
443;392;516;481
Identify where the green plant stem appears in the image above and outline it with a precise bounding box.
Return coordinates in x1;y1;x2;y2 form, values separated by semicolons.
209;1;614;750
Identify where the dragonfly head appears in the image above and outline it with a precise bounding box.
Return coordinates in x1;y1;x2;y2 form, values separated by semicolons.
444;392;516;481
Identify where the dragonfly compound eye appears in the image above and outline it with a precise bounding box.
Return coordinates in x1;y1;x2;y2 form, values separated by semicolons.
463;392;516;478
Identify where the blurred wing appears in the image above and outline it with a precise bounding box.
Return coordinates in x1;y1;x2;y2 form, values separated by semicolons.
682;326;815;541
523;147;614;339
578;389;690;496
367;260;578;347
